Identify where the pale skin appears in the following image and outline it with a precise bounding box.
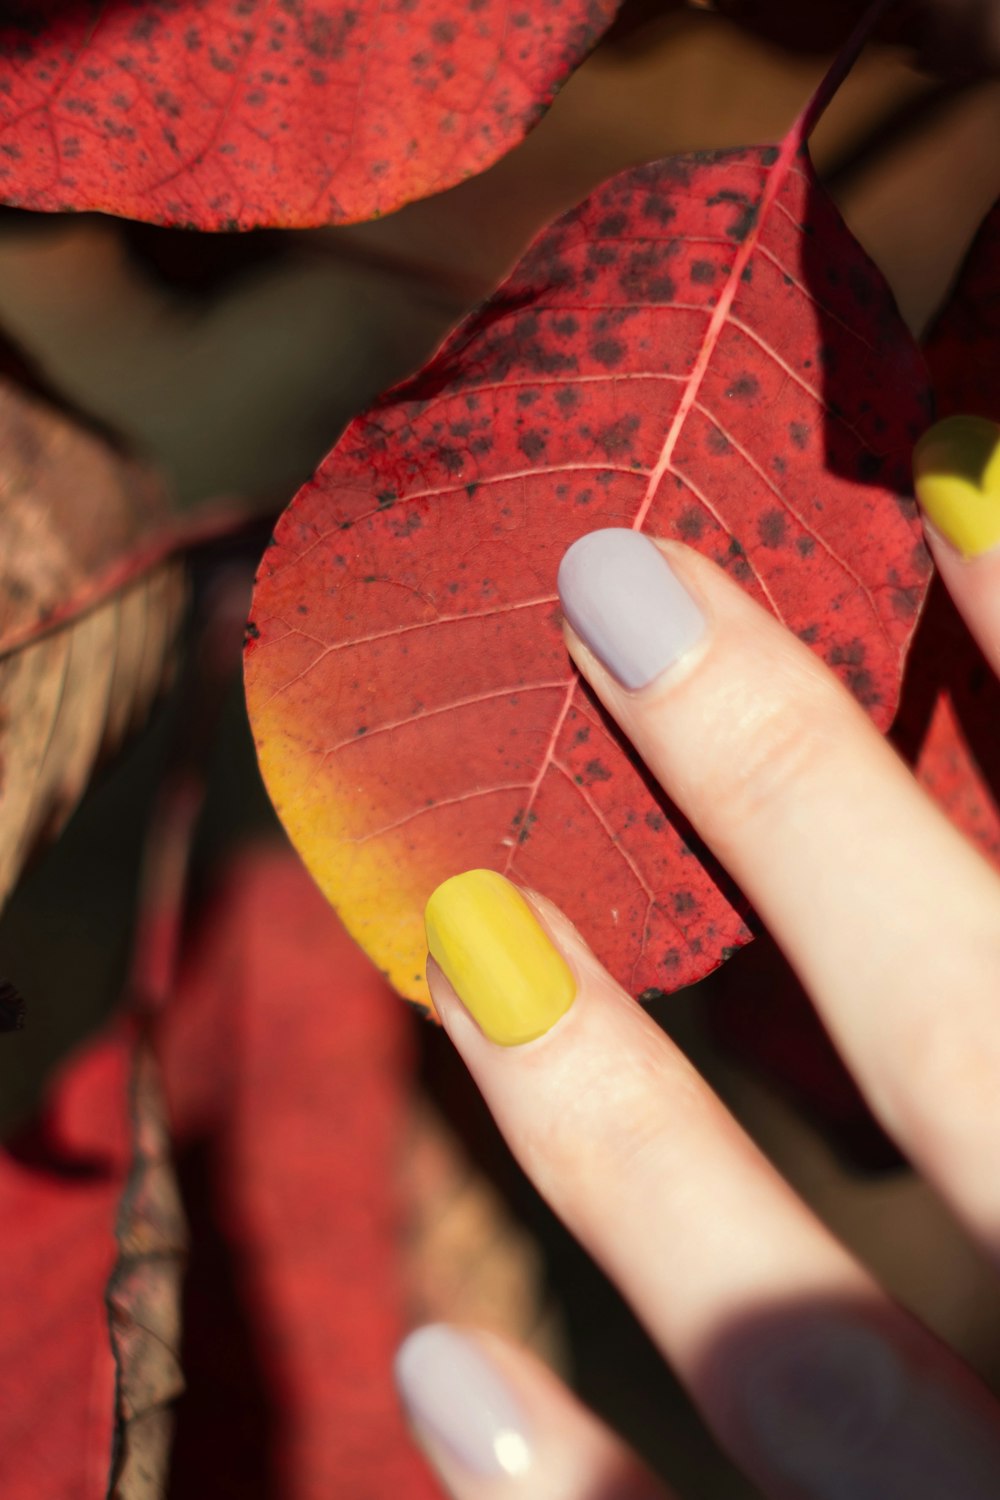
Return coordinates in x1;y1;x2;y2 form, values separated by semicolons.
412;528;1000;1499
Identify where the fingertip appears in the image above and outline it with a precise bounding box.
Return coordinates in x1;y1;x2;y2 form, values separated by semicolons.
557;528;709;693
913;415;1000;561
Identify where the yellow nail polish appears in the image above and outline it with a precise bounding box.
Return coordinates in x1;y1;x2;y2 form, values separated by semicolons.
913;414;1000;558
424;870;576;1046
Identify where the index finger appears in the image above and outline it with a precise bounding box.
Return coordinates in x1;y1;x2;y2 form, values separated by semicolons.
557;528;1000;1255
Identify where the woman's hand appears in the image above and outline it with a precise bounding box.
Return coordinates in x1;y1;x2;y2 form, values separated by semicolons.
394;419;1000;1499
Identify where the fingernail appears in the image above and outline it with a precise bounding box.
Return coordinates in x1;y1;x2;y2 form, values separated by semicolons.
395;1325;534;1479
913;415;1000;559
557;528;707;690
424;869;575;1046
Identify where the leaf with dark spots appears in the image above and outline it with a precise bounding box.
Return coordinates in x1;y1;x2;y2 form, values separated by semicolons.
0;0;619;229
246;71;932;1009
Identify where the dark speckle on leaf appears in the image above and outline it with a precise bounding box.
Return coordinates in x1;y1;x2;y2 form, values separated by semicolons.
707;188;760;242
518;431;546;461
857;451;884;482
584;759;611;783
641;194;675;225
677;506;705;541
726;374;759;401
758;510;786;548
591;337;625;368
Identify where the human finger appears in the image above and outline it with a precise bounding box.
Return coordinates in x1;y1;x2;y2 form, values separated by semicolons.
394;1322;672;1500
556;528;1000;1255
423;878;1000;1499
914;414;1000;674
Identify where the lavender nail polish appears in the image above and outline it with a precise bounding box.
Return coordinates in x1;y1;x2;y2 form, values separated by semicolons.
558;529;707;690
395;1325;533;1478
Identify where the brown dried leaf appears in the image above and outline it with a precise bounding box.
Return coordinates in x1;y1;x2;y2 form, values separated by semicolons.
0;377;184;915
107;1038;188;1500
398;1097;567;1372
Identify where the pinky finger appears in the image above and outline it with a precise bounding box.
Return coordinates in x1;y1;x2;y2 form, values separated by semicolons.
914;415;1000;673
395;1324;672;1500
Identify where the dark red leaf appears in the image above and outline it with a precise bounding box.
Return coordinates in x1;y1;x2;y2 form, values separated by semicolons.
904;197;1000;869
158;847;440;1500
896;579;1000;868
706;934;904;1171
246;128;933;1009
0;0;617;230
924;196;1000;423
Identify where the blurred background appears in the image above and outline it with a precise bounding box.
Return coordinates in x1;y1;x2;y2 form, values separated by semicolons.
1;2;999;1493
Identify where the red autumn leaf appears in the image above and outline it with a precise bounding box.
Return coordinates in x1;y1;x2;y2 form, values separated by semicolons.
0;1026;183;1500
158;846;440;1500
0;0;617;231
246;70;933;1007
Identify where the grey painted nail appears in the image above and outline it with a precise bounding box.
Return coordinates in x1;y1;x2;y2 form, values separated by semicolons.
395;1325;533;1479
557;529;707;690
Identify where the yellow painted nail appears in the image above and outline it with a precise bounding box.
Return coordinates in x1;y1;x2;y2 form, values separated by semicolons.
424;870;576;1046
913;414;1000;559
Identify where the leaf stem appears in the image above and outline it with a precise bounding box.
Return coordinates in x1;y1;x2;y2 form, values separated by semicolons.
794;0;900;145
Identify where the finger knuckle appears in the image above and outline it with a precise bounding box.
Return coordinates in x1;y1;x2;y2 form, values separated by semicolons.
523;1016;706;1211
688;675;835;847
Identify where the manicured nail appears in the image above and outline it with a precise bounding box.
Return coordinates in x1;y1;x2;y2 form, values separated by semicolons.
557;528;707;690
424;870;575;1046
913;414;1000;558
395;1325;533;1478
